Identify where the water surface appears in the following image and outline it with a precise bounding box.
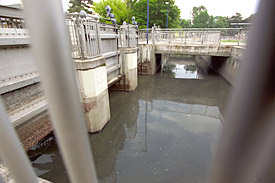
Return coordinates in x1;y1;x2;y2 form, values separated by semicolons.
31;59;232;183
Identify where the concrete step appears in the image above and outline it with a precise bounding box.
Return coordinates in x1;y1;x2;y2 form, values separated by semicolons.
9;99;48;127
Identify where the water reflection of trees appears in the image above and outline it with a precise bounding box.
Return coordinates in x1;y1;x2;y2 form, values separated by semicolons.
162;64;176;77
184;65;197;73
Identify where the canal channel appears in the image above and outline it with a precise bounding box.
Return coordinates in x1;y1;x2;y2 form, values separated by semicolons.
28;55;232;183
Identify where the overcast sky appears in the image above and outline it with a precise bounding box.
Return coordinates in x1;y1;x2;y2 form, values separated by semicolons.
1;0;260;19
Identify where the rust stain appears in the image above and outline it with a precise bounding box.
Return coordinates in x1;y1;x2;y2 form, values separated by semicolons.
83;101;97;113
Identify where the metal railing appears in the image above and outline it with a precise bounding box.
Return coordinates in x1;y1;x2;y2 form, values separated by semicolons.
119;24;138;48
139;27;249;46
65;14;139;58
0;17;26;29
65;14;102;59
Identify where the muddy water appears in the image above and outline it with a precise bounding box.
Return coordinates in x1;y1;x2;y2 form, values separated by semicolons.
31;58;232;183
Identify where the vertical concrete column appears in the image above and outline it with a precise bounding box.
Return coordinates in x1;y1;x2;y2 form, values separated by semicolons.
161;53;169;72
118;47;138;91
138;44;156;75
75;56;110;132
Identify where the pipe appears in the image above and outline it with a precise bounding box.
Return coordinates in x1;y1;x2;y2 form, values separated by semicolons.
0;99;38;183
22;0;98;182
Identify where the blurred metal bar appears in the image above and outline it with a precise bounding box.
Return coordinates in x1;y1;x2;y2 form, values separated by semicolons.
22;0;98;183
209;0;275;182
0;99;38;183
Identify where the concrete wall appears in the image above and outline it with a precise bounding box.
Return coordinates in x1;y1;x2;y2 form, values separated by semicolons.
195;46;245;85
0;44;51;150
137;43;234;75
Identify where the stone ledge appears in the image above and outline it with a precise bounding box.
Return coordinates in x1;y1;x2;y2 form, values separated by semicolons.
119;47;138;54
74;56;106;70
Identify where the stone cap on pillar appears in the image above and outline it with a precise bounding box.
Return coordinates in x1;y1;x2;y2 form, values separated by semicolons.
74;56;106;70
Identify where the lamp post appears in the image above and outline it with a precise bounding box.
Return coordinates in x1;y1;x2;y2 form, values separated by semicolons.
166;2;169;29
166;2;169;40
147;0;149;44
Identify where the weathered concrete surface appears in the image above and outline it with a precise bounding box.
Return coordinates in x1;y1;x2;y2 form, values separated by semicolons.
0;163;51;183
113;47;138;91
1;83;44;115
138;43;234;75
195;46;245;85
76;56;111;133
0;81;51;150
154;43;232;56
15;111;53;150
82;89;110;132
138;44;157;75
0;46;35;82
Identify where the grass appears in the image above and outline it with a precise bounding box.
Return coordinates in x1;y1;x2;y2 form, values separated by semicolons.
221;40;245;43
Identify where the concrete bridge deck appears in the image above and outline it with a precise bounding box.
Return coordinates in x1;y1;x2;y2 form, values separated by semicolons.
141;42;233;56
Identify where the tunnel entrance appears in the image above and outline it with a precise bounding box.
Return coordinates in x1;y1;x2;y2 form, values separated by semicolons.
209;56;228;73
155;54;162;72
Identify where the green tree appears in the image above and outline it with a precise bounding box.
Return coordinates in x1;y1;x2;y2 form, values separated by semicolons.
68;0;94;14
243;13;255;23
191;5;207;18
229;13;243;23
191;6;214;28
180;19;191;28
132;0;181;29
125;0;138;9
93;0;131;25
214;16;229;28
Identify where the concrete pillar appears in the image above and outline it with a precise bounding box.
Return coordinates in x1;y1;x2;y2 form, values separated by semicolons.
113;47;138;91
138;44;156;75
75;56;110;133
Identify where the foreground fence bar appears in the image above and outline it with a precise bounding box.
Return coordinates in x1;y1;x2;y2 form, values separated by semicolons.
0;99;38;183
22;0;98;182
209;0;275;182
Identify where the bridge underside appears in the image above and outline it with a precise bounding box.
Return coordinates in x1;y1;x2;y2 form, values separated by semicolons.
138;43;244;77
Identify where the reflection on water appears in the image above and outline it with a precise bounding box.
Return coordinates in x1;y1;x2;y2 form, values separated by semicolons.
162;59;199;79
31;59;232;183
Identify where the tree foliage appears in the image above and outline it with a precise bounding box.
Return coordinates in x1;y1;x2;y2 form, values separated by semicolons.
93;0;131;25
214;16;229;28
180;19;191;28
68;0;94;14
132;0;181;29
243;13;255;23
229;13;243;23
191;5;214;28
67;1;254;29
